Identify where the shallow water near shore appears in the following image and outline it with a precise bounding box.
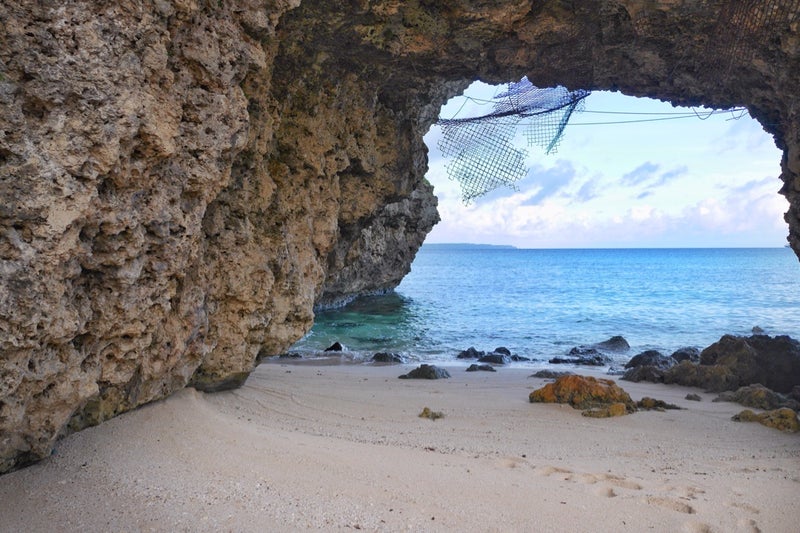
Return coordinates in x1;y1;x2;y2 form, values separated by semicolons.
288;246;800;366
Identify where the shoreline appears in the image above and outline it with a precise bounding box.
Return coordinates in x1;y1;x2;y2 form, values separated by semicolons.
1;363;798;532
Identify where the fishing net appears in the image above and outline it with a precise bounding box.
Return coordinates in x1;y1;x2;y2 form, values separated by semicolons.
632;0;800;81
437;78;589;203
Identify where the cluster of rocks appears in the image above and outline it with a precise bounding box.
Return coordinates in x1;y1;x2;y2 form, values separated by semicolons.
528;375;682;418
618;334;800;432
548;336;631;366
456;346;531;364
620;335;800;395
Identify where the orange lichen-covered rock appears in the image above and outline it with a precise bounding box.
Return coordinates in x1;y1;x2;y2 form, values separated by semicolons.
582;402;630;418
529;375;636;414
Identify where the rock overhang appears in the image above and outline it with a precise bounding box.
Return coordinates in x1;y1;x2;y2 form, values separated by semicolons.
0;0;798;474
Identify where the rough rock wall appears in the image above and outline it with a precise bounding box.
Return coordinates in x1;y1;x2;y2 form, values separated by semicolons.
1;0;798;473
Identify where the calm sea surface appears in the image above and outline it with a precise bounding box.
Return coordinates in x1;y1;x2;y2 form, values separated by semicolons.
288;246;800;367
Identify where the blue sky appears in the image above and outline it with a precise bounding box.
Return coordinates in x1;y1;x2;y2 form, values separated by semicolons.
423;82;788;248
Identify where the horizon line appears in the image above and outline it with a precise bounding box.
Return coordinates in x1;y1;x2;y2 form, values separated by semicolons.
423;242;792;250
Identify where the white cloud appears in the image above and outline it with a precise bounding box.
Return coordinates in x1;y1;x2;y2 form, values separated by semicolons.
423;88;787;248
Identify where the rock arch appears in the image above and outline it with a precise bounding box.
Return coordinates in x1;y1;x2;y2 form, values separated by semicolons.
0;0;797;472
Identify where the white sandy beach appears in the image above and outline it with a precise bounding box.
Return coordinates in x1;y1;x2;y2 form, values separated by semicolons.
1;362;798;532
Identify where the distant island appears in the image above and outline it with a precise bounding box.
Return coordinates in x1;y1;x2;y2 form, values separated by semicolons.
422;242;517;250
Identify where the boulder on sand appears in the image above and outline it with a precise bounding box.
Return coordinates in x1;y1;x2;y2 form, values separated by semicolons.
399;364;451;380
624;350;674;370
712;384;800;411
665;334;800;393
732;408;800;432
621;350;675;383
529;375;636;414
466;364;497;372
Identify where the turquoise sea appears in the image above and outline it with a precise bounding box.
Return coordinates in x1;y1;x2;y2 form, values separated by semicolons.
288;246;800;367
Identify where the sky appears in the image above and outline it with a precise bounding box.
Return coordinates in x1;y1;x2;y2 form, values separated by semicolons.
423;82;788;248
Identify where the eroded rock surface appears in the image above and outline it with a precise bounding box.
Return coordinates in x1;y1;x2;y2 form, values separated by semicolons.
2;0;799;472
529;374;636;414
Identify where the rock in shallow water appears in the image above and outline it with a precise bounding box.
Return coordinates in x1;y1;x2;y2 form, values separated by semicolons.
372;352;406;364
456;347;485;359
593;336;631;352
399;364;451;380
478;353;510;365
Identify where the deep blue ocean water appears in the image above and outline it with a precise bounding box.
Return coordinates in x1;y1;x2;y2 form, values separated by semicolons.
289;246;800;367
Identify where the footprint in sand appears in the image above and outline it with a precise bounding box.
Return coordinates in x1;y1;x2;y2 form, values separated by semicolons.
736;518;762;533
683;520;713;533
535;465;572;478
597;473;643;491
729;501;760;515
498;456;528;469
646;495;696;514
536;466;644;499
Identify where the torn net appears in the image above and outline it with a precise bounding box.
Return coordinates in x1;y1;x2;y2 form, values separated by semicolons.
437;78;589;203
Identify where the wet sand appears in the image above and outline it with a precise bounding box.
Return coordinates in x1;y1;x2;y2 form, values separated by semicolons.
1;362;798;532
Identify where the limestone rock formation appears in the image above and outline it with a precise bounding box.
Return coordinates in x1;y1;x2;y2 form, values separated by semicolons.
2;0;799;472
664;335;800;393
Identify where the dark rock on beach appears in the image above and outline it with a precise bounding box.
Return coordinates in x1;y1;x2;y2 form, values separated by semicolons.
466;364;497;372
622;365;667;383
324;342;344;352
279;352;303;359
792;386;800;403
665;334;800;393
456;347;485;359
621;350;676;383
663;360;738;392
624;350;674;370
549;352;611;366
510;355;531;362
670;347;700;363
372;352;406;364
685;393;702;401
530;370;574;379
712;384;800;411
399;364;451;380
493;347;511;356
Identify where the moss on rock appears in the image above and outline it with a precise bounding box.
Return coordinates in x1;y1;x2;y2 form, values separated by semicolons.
732;408;800;432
